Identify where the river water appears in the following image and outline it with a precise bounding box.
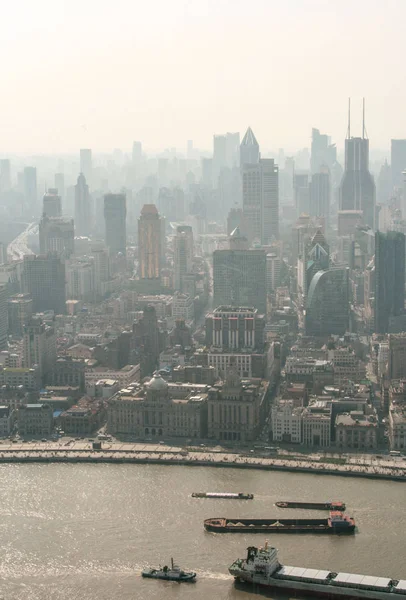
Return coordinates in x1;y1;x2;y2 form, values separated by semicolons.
0;463;405;599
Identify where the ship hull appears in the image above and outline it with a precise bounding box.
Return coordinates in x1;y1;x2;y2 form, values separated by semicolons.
204;517;355;534
234;576;406;599
276;502;346;511
142;572;196;582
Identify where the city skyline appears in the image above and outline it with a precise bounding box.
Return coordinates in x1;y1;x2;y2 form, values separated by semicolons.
1;0;406;153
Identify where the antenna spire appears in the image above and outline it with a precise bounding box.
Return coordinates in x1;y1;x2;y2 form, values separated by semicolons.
362;97;368;139
347;98;351;139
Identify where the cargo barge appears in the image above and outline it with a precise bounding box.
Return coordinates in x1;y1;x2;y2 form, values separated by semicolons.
204;512;355;534
192;492;253;500
229;541;406;599
276;500;346;511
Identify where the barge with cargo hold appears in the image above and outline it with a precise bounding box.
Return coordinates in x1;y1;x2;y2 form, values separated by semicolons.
276;500;346;511
192;492;253;500
204;512;355;534
229;541;406;599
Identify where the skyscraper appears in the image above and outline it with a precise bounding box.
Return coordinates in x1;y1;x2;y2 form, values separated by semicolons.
24;167;37;215
54;173;65;201
213;227;267;314
138;204;161;280
23;316;56;379
23;254;66;314
91;242;110;300
0;285;8;350
104;193;127;255
39;216;74;257
309;169;330;224
80;149;92;185
75;173;91;236
242;156;279;243
339;101;375;229
42;189;62;217
310;128;337;174
240;127;260;166
174;225;194;291
391;139;406;189
0;159;11;192
305;268;349;336
374;231;405;334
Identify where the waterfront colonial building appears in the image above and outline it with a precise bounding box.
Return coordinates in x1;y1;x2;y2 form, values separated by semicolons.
107;373;208;439
335;411;378;450
207;368;269;443
17;403;53;437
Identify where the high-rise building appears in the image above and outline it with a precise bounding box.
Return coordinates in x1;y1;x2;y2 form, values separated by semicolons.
133;305;160;377
374;231;405;334
23;316;56;379
91;242;110;300
241;128;279;243
294;173;310;216
309;169;330;224
0;285;8;349
42;189;62;217
24;167;37;215
377;160;392;205
75;173;91;236
0;159;11;192
23;254;66;315
339;102;375;229
80;149;92;185
54;173;65;202
132;141;142;164
65;260;94;302
240;127;260;166
388;334;406;379
39;216;74;257
305;268;349;336
174;225;193;291
104;193;126;255
138;204;161;280
205;306;265;348
8;293;33;337
213;227;267;314
310;128;337;174
391;139;406;189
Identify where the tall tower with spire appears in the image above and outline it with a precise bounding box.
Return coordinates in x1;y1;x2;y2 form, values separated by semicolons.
240;127;279;244
339;99;376;229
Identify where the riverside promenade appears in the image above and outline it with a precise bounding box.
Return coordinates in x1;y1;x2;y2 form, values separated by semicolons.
0;440;405;481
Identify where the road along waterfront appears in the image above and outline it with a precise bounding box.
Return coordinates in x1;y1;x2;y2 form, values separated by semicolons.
0;441;405;480
0;463;405;600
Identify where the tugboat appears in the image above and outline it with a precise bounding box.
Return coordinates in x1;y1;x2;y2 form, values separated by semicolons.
142;558;196;582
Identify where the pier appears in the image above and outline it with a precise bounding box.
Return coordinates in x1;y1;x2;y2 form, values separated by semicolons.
0;440;405;481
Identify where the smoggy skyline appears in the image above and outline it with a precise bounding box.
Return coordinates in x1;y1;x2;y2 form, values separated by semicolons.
1;0;405;154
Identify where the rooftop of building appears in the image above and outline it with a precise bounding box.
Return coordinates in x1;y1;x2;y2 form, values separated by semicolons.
336;411;377;427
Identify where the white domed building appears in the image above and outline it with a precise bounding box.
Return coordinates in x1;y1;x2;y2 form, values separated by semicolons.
107;372;208;439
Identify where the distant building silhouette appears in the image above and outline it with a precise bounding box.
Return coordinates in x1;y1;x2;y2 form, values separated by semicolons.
391;139;406;189
42;189;62;217
24;167;37;214
104;193;126;255
23;254;66;315
138;204;162;281
75;173;91;236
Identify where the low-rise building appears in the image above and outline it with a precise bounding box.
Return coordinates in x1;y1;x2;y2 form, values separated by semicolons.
207;369;269;443
107;373;208;439
59;398;105;435
271;400;302;443
0;366;41;391
172;292;194;321
85;364;140;387
335;411;378;450
389;402;406;451
302;400;332;447
48;357;86;390
18;403;53;436
0;405;14;436
86;379;119;399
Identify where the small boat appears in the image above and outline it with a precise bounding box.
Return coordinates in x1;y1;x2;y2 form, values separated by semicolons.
142;558;196;582
192;492;254;500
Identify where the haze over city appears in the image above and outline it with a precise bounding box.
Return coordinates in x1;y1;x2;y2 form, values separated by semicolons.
1;2;406;600
2;0;406;154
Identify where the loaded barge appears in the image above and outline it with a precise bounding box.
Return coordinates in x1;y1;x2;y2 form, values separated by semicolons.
276;500;346;511
229;541;406;599
204;512;355;534
192;492;253;500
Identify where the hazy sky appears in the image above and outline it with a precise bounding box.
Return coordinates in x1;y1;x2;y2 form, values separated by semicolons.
1;0;405;154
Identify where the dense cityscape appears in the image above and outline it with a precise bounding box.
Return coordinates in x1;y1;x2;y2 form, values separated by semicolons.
0;110;405;467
